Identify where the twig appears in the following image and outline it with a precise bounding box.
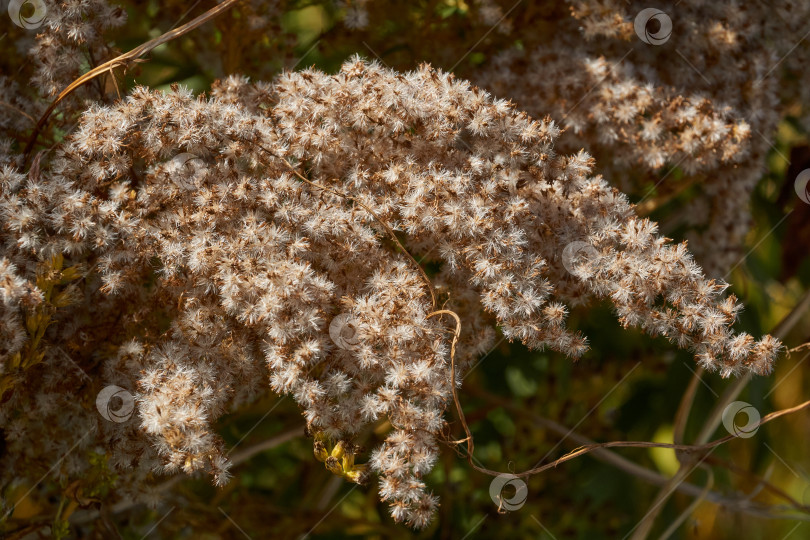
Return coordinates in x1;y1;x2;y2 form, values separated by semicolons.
229;425;305;465
436;313;810;478
694;374;751;445
665;357;707;537
629;460;708;540
773;288;810;341
712;460;776;504
315;476;344;511
788;342;810;356
23;0;242;162
635;174;703;216
695;287;810;446
657;468;713;540
673;366;703;446
427;309;464;431
70;425;303;525
631;287;810;539
427;304;810;480
470;386;809;519
0;100;35;124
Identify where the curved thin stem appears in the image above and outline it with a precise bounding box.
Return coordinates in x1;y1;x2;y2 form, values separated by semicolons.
657;468;713;540
70;425;304;525
0;101;36;124
428;304;810;481
23;0;242;162
673;366;703;446
470;385;809;518
631;287;810;539
695;288;810;446
229;425;305;465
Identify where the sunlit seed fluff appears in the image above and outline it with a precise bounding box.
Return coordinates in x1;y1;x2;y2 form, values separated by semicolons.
0;55;783;529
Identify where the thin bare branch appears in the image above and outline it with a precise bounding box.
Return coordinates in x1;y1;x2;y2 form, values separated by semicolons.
658;468;714;540
23;0;242;162
469;386;809;519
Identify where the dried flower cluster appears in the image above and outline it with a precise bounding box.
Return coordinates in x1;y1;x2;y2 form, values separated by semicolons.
1;50;781;526
475;0;810;276
221;0;810;278
1;0;804;535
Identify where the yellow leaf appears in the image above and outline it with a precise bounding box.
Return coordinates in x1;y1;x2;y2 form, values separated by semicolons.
0;374;18;396
59;265;82;283
51;253;64;272
25;313;38;335
10;351;22;369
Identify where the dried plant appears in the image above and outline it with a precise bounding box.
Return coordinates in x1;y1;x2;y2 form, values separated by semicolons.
0;54;784;527
0;0;807;537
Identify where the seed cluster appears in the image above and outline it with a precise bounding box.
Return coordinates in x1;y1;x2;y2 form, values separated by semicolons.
0;56;780;526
